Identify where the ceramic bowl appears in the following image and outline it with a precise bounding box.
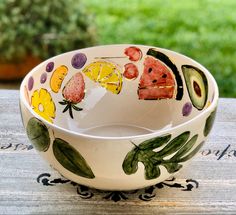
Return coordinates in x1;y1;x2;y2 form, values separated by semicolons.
20;44;218;190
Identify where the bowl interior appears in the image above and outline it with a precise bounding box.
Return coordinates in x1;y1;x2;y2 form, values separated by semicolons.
21;45;217;138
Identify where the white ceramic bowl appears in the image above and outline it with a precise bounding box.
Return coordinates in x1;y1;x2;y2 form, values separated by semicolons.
20;44;218;190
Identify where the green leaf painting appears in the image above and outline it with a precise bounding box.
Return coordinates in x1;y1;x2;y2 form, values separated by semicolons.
204;109;217;137
53;138;95;179
123;132;203;180
26;117;50;152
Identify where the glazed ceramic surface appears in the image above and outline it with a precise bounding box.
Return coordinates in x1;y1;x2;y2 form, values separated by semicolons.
20;45;218;190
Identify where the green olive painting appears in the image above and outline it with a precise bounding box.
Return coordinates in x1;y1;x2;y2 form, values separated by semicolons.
122;132;203;180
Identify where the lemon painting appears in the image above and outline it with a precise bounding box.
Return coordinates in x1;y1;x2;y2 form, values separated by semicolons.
82;60;123;94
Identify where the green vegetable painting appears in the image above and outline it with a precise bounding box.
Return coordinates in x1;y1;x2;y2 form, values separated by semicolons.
122;132;203;180
53;138;95;179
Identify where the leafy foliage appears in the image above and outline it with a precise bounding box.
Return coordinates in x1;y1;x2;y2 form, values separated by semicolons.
204;109;217;136
123;132;203;180
26;117;50;152
59;99;83;119
0;0;96;62
53;138;95;179
83;0;236;97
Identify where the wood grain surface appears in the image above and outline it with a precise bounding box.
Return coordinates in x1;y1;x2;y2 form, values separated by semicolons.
0;90;236;215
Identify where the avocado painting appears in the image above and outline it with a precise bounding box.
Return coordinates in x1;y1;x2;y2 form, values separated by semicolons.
182;65;208;110
122;132;203;180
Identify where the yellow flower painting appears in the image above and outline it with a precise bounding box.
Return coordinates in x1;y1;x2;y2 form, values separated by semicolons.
31;88;56;123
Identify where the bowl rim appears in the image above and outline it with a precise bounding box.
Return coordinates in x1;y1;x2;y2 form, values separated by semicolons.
20;44;219;140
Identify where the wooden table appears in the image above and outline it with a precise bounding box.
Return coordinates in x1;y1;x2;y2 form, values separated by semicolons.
0;90;236;215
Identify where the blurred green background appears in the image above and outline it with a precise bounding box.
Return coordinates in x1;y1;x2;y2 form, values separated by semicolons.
1;0;235;97
84;0;236;98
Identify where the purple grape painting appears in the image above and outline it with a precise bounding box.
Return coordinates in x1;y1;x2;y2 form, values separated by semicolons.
71;53;87;69
182;102;192;116
46;62;54;73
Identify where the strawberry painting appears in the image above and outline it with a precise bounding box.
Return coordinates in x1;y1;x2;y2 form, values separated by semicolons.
59;72;85;119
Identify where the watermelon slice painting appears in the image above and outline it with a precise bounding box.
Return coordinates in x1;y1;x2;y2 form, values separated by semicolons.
138;49;183;100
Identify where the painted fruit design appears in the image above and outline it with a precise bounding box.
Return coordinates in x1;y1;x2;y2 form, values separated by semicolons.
59;72;85;119
138;49;183;100
40;72;47;84
82;60;122;94
31;88;56;123
182;65;208;110
26;117;50;152
123;132;202;180
50;65;68;93
53;138;95;179
182;102;192;116
28;76;34;91
123;63;139;80
46;62;54;72
124;46;142;61
71;53;87;69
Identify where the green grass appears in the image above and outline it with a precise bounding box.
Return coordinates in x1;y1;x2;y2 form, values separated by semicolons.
83;0;236;97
